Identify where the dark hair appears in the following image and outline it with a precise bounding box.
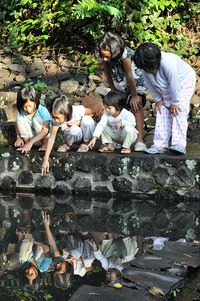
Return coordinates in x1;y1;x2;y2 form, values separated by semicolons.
17;86;40;113
51;95;72;120
21;263;40;292
133;42;161;70
103;90;126;112
54;272;72;290
98;32;124;62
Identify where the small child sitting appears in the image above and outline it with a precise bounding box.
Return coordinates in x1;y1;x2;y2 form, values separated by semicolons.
88;90;138;153
41;95;95;174
15;86;52;153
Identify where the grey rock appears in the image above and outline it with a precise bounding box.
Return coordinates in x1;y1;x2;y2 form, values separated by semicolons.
142;157;158;172
8;155;25;171
57;71;72;81
35;175;54;190
94;85;111;96
154;210;169;229
28;70;45;78
93;155;110;182
109;157;127;176
0;176;16;191
74;177;92;195
153;167;169;186
7;63;25;73
76;156;93;173
60;79;79;93
18;171;33;185
137;177;156;192
112;177;132;192
52;155;76;181
0;69;10;79
172;166;194;188
54;181;72;195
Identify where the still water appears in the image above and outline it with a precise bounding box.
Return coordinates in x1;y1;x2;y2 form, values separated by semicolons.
0;193;199;301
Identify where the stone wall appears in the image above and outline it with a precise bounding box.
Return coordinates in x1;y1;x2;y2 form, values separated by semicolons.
0;149;200;201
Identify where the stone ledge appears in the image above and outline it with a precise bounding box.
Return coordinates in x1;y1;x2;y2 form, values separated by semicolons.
0;148;199;200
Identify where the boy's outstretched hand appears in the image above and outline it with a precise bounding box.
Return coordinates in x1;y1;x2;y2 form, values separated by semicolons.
42;211;50;227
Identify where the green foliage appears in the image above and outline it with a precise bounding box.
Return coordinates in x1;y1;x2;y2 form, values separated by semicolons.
0;0;199;58
24;78;48;91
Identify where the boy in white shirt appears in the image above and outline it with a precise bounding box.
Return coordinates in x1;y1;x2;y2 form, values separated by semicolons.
88;90;138;153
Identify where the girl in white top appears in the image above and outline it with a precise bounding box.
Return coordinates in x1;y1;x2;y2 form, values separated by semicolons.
41;95;95;175
134;42;196;155
88;90;138;154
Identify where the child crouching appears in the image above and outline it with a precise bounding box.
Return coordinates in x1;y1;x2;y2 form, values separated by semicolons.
88;91;138;153
41;95;95;175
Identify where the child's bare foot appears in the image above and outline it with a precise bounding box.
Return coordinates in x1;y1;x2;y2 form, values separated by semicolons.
98;143;114;153
121;148;131;154
77;143;89;152
57;144;70;152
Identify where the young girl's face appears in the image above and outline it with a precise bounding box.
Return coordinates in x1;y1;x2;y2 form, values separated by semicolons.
23;99;36;116
100;49;112;63
105;105;120;117
51;112;66;124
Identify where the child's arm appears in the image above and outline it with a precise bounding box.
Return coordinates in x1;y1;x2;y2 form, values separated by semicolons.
103;62;116;90
42;211;60;257
41;125;59;175
14;123;24;147
18;121;50;153
122;58;142;112
88;113;108;149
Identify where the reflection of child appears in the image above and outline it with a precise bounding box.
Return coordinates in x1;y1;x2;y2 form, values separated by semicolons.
42;212;72;290
15;87;52;153
88;237;138;286
61;233;95;277
98;32;147;151
134;42;196;155
88;90;138;153
18;232;52;292
41;95;95;174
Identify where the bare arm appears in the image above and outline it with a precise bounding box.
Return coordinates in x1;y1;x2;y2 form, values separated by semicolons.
123;58;142;112
42;211;60;257
14;123;24;147
41;125;58;175
18;121;50;153
102;62;116;90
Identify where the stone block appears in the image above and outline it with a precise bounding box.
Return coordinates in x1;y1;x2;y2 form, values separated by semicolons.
137;177;156;193
35;175;54;191
109;157;128;176
153;167;170;186
172;166;195;188
93;186;112;198
76;156;93;173
112;177;132;192
8;155;25;171
142;157;158;172
136;201;156;217
0;176;16;191
0;159;5;173
154;210;169;229
54;181;72;196
74;177;92;195
17;194;34;209
52;155;76;181
93;155;110;182
18;171;33;185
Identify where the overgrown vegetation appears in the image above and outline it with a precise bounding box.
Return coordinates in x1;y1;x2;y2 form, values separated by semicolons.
0;0;199;57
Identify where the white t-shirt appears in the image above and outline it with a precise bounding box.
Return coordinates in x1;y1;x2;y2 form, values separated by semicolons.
93;108;136;138
142;51;196;104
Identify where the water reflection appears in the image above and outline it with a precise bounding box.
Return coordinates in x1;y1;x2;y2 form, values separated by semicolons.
0;193;200;300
